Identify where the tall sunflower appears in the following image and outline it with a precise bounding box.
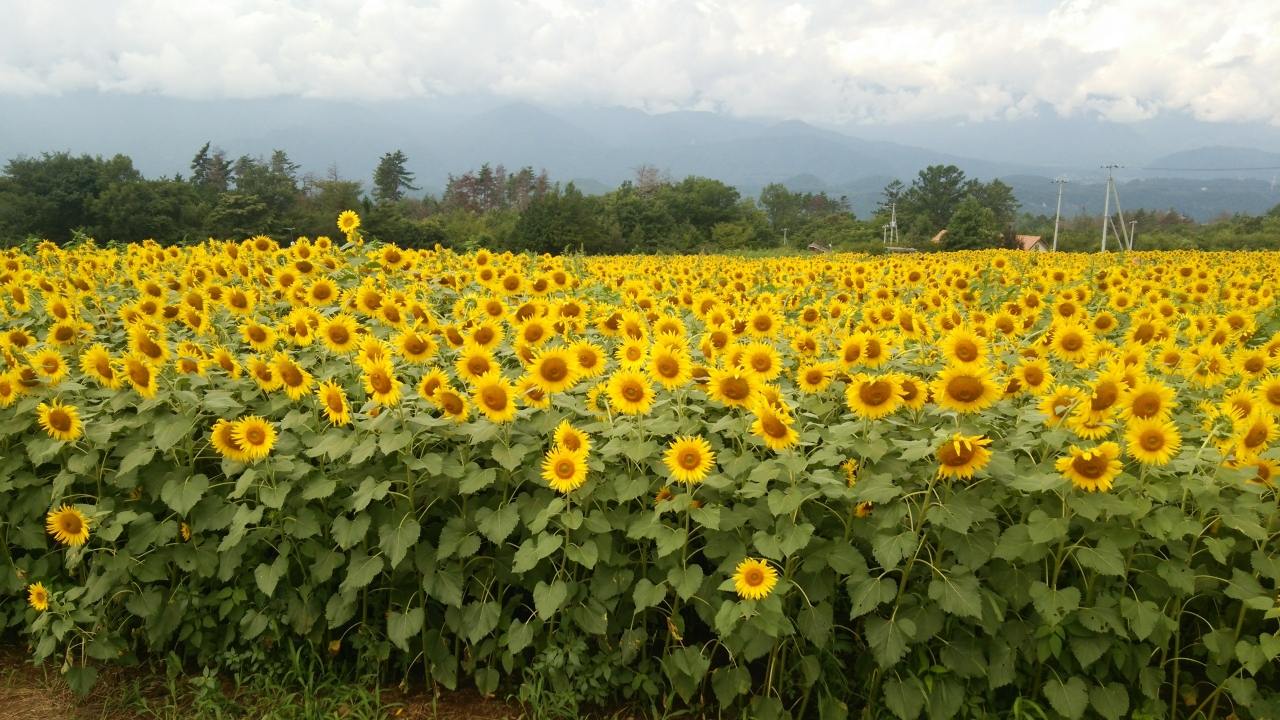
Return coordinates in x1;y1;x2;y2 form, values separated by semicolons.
732;558;779;601
1124;417;1181;466
931;365;1000;414
663;435;715;484
845;373;902;420
750;404;800;452
231;416;277;462
36;400;82;442
316;380;352;426
46;504;91;546
472;372;518;423
362;357;402;406
541;446;589;494
606;370;656;416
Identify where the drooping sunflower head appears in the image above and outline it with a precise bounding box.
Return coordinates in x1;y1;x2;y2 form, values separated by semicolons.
936;434;993;480
554;420;592;454
316;380;351;427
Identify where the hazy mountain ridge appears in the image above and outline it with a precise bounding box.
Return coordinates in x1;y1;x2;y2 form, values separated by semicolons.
2;94;1278;221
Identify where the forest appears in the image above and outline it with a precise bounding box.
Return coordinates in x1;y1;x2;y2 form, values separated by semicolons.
2;145;1279;254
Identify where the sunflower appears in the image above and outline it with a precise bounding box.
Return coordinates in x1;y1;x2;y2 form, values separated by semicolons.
27;582;49;612
320;314;361;354
1013;358;1054;396
664;435;715;484
1075;368;1127;424
127;327;169;365
791;361;833;394
36;400;82;442
79;344;122;389
417;368;451;402
1233;412;1279;460
845;373;902;420
240;321;277;352
472;372;518;423
939;327;988;367
615;338;649;370
1124;417;1182;466
1049;322;1094;365
210;346;243;379
0;371;20;408
732;558;778;601
455;344;497;384
121;352;159;399
273;352;314;401
606;370;656;415
1117;378;1176;422
316;380;351;426
554;420;592;453
1039;385;1084;427
337;210;361;234
738;341;783;381
362;357;402;406
932;365;1000;414
572;341;607;378
46;504;91;546
1236;457;1279;487
515;376;552;409
542;446;589;494
232;416;276;462
306;278;338;306
936;434;993;480
750;404;800;452
1055;442;1123;493
396;329;438;364
434;387;470;422
530;346;580;394
28;348;68;385
648;346;692;390
210;418;249;461
703;367;760;408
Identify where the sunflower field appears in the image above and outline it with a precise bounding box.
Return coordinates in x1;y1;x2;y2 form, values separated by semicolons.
1;214;1279;720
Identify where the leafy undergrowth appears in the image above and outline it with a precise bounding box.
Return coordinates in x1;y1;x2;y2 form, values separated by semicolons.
0;643;546;720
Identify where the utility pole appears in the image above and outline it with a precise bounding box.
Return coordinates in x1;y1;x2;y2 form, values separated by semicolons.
782;228;788;246
1129;220;1137;251
1100;165;1124;252
1051;179;1068;252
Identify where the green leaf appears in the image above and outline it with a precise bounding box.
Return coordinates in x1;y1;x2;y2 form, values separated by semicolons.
668;565;704;601
379;430;413;455
339;550;384;593
379;514;421;568
154;415;192;452
1043;676;1088;720
160;473;209;515
459;467;497;494
534;579;568;620
1076;538;1125;576
853;474;902;503
387;607;424;651
797;602;833;646
1087;682;1128;720
477;503;520;544
633;579;668;611
332;513;371;550
117;444;156;476
929;571;983;619
865;615;914;668
1120;596;1161;640
305;431;354;460
883;678;925;720
491;443;530;471
926;678;964;720
690;505;721;529
711;666;751;708
848;576;895;619
63;665;99;698
254;555;288;597
462;601;501;644
1029;582;1080;625
301;476;338;500
872;531;916;570
349;477;391;512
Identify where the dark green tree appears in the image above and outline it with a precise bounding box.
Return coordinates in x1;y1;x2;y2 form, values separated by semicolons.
972;178;1021;229
942;195;1000;250
189;143;232;195
373;150;419;203
511;183;604;254
0;152;140;244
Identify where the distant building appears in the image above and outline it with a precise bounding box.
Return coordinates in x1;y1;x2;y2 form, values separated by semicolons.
930;229;1050;251
807;243;830;253
1017;235;1050;252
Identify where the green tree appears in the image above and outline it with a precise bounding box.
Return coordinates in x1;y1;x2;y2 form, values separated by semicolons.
972;178;1021;229
0;152;140;244
373;150;419;203
942;195;1000;250
899;165;974;234
189;143;232;196
510;183;604;254
759;182;802;231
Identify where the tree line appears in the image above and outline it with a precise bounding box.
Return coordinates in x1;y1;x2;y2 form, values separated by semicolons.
5;145;1276;253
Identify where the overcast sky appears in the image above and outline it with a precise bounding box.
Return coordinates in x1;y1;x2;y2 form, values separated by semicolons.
3;0;1278;126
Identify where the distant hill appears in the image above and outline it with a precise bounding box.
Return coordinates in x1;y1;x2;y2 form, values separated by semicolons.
1;94;1278;221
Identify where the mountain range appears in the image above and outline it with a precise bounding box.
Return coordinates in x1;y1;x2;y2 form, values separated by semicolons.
2;94;1279;222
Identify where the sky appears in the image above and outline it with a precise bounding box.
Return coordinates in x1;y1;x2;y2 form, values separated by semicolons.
3;0;1279;127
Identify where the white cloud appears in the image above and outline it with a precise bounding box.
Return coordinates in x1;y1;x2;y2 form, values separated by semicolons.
1;0;1277;124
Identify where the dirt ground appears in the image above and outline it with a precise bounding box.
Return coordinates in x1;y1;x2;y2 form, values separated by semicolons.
0;644;528;720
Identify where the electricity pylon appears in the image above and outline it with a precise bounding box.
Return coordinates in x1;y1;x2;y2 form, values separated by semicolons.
1100;165;1131;252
